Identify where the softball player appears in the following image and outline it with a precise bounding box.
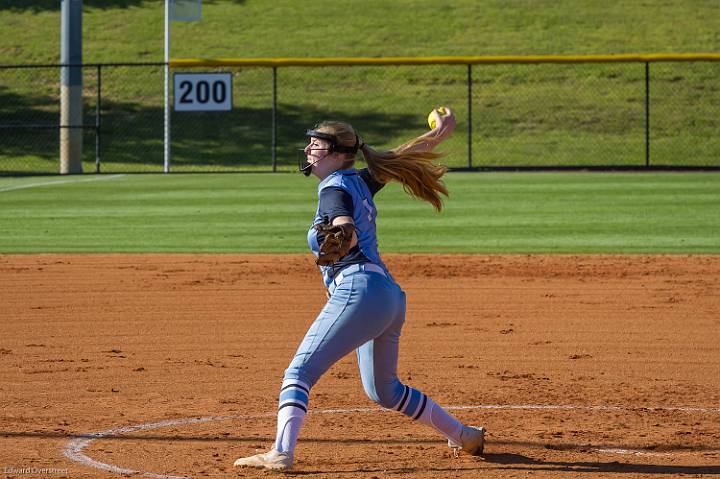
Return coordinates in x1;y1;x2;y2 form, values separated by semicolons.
234;107;485;471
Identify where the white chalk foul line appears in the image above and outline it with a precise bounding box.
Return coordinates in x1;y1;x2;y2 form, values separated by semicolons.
0;174;125;193
63;414;268;479
594;448;672;457
447;404;720;414
63;403;720;479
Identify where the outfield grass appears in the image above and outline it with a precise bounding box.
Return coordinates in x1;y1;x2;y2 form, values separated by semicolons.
0;172;717;254
1;1;719;173
2;1;719;63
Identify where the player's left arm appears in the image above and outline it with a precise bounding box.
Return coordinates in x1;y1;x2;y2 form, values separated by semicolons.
331;216;357;250
315;217;357;266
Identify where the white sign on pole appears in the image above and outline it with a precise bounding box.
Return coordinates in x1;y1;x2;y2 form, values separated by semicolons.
173;73;233;111
170;0;202;21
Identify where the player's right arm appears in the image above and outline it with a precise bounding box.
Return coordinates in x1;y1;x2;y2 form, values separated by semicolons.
394;106;456;155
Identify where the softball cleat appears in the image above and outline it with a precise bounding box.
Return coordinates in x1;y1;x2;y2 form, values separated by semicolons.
448;425;485;457
233;448;293;471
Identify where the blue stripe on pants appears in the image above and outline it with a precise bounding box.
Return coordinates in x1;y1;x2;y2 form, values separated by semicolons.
279;387;309;407
401;388;422;418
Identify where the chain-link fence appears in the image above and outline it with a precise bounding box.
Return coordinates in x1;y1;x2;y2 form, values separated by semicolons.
1;58;719;174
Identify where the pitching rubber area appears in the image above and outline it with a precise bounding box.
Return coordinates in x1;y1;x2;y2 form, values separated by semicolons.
2;254;719;478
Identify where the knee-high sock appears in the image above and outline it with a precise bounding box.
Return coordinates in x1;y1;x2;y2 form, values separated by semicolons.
274;379;310;454
394;385;463;445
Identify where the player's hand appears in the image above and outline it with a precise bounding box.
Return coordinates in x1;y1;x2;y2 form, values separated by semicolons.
394;105;457;155
431;106;456;139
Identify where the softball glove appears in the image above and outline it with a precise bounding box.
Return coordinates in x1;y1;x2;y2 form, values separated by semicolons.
315;223;355;265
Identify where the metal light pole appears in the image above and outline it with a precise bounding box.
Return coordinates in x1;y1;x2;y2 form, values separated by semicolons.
60;0;83;174
164;0;171;173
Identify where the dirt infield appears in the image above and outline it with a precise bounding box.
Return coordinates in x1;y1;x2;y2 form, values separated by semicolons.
1;254;719;479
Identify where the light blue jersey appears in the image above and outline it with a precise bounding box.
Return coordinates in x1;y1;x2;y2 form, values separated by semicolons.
306;168;389;287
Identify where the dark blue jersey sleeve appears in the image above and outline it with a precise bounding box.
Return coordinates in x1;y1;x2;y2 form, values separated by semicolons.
318;186;354;223
359;167;385;196
318;168;384;224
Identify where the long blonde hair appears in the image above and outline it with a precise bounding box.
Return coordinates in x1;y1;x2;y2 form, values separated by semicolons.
314;121;449;212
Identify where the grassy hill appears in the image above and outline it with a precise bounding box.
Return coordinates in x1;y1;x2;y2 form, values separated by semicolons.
2;0;720;63
1;0;719;173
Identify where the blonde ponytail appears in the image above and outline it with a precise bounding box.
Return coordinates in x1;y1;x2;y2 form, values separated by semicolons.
361;138;448;212
313;121;450;212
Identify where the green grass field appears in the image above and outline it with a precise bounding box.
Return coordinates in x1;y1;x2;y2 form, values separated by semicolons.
2;0;719;63
1;1;719;173
1;172;718;254
1;2;718;254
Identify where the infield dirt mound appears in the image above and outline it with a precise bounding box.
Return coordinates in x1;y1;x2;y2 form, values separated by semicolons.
1;254;719;478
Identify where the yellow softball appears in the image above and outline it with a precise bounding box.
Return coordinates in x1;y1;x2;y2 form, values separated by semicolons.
427;107;447;129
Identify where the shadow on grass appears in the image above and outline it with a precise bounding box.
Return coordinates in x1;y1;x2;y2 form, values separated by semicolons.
0;0;245;12
0;85;421;172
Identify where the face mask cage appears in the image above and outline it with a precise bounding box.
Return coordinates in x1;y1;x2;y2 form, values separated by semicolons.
297;146;330;176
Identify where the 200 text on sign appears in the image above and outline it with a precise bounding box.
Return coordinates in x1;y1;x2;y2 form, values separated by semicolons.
173;72;232;111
